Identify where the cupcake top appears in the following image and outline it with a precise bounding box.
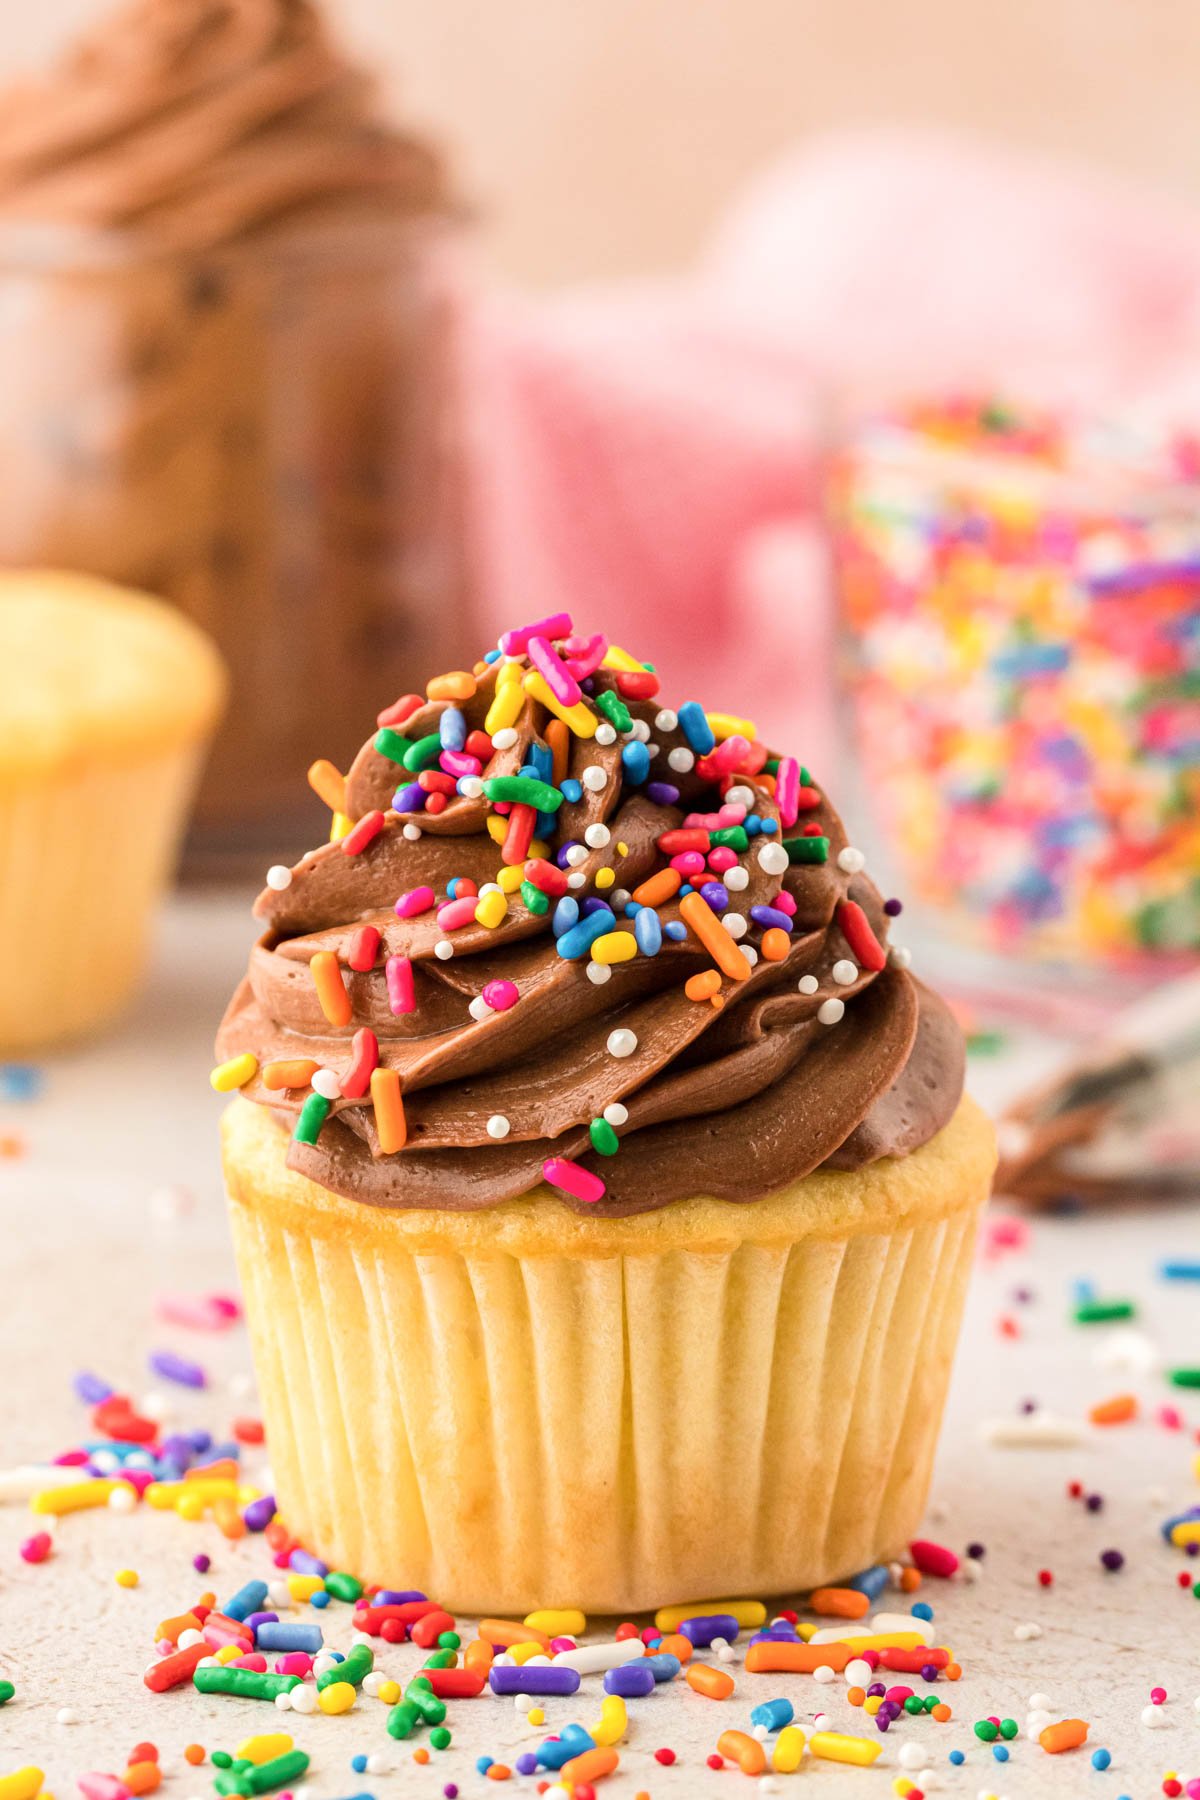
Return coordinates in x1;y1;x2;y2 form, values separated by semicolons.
0;0;452;253
0;570;226;778
214;616;964;1216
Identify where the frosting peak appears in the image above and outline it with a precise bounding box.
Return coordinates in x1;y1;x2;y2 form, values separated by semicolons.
214;624;964;1214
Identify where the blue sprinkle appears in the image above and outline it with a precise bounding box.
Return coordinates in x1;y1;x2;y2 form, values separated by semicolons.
1159;1261;1200;1280
621;740;651;785
624;900;642;917
664;920;687;941
438;706;467;751
0;1064;41;1101
223;1579;269;1622
351;1756;369;1774
634;908;663;956
993;1745;1009;1762
744;814;762;835
525;742;553;783
678;883;694;897
484;648;501;663
750;1697;794;1731
759;817;778;833
910;1601;934;1622
255;1621;323;1654
1072;1277;1096;1303
556;910;615;960
1091;1748;1112;1770
552;897;580;938
949;1750;965;1765
476;1757;494;1775
560;778;583;803
677;701;715;755
845;1563;889;1601
327;1649;346;1664
311;1589;330;1608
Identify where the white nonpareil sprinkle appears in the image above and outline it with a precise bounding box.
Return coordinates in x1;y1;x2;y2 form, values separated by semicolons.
668;747;695;773
890;945;913;970
311;1069;342;1100
478;882;503;897
514;1692;533;1714
837;845;866;873
365;1756;388;1776
604;1102;629;1126
1013;1622;1042;1640
55;1707;78;1726
978;1413;1083;1448
581;764;608;791
586;962;612;985
1028;1693;1053;1711
798;974;819;994
594;722;618;746
434;940;454;960
752;1723;770;1742
610;888;631;909
845;1658;872;1686
290;1684;318;1713
607;1029;638;1058
757;841;789;876
818;997;845;1025
899;1744;925;1770
1142;1703;1167;1727
628;718;651;741
832;959;858;985
646;741;660;759
566;870;588;889
468;996;492;1022
742;945;759;967
491;727;519;750
724;865;749;892
721;912;748;940
486;1115;511;1140
565;844;589;867
265;865;292;890
362;1671;384;1697
402;823;423;841
177;1628;203;1649
274;1692;292;1711
726;784;756;808
584;823;612;849
655;708;678;732
108;1485;135;1513
459;776;484;799
813;1664;837;1683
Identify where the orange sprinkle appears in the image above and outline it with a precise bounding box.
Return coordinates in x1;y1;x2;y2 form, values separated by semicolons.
1089;1392;1138;1426
186;1460;238;1482
745;1640;852;1673
310;950;352;1027
685;969;722;1002
686;1663;735;1700
945;1661;962;1681
932;1703;952;1722
808;1586;871;1619
1039;1718;1089;1754
156;1611;201;1643
760;927;790;962
183;1747;205;1767
561;1747;619;1783
656;1632;693;1664
631;868;682;908
427;671;477;702
261;1059;320;1090
745;770;776;794
847;1686;866;1706
412;1749;430;1766
485;1765;512;1781
899;1567;923;1592
480;1619;551;1650
370;1067;406;1153
679;891;752;981
212;1495;246;1540
716;1731;765;1775
464;1637;495;1671
545;718;570;786
307;758;346;813
124;1764;161;1796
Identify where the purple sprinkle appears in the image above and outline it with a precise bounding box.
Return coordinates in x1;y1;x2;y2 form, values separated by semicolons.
288;1548;329;1578
148;1350;207;1389
514;1755;539;1777
73;1371;114;1405
374;1589;427;1605
749;903;793;933
883;897;903;915
646;781;680;806
1100;1548;1125;1571
243;1494;276;1532
1086;1493;1104;1512
193;1553;211;1574
443;1786;459;1799
392;782;426;813
580;897;614;918
867;1682;886;1698
967;1541;986;1559
245;1611;278;1631
188;1430;213;1453
699;881;729;913
556;840;581;870
876;1713;890;1732
921;1664;939;1682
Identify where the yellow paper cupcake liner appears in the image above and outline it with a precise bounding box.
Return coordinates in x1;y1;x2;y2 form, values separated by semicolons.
223;1093;995;1614
0;744;204;1050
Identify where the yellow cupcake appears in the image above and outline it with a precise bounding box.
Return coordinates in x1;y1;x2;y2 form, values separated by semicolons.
223;1092;994;1614
0;571;225;1049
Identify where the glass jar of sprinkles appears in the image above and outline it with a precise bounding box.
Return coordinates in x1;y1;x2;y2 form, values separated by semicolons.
829;397;1200;968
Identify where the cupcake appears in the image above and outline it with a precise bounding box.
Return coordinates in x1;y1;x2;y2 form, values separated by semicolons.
2;570;225;1051
216;620;994;1613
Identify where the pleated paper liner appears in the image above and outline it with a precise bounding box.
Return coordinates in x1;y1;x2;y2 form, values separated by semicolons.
0;743;204;1051
224;1093;994;1614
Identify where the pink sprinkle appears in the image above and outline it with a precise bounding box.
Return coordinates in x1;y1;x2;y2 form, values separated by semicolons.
775;891;798;917
716;803;747;826
1151;1685;1167;1704
909;1539;959;1578
436;897;479;931
776;756;801;828
707;847;738;873
707;734;752;777
153;1639;173;1657
395;886;436;919
385;956;415;1015
276;1652;314;1677
499;611;573;656
232;1653;267;1671
670;852;706;877
118;1469;154;1496
54;1450;90;1466
156;1293;232;1331
1158;1405;1184;1430
78;1777;131;1800
20;1531;52;1563
439;750;482;779
550;1636;578;1653
543;1157;606;1204
561;631;608;680
482;979;519;1012
209;1293;241;1320
528;635;583;707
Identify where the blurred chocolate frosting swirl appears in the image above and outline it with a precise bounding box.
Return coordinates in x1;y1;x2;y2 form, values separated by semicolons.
216;651;965;1216
0;0;449;250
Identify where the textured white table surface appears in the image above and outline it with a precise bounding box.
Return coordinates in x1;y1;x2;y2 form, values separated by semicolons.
2;894;1198;1800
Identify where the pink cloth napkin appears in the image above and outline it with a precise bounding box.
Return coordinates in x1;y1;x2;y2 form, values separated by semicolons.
464;128;1200;765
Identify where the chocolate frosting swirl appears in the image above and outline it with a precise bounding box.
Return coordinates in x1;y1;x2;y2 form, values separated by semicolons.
0;0;449;251
216;645;964;1216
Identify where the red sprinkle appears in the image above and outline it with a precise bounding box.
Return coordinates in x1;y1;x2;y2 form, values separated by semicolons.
232;1418;264;1445
909;1539;959;1578
340;1027;380;1101
346;926;381;972
377;693;422;728
523;859;569;898
465;729;494;762
836;899;888;971
1038;1569;1054;1587
502;804;537;866
340;810;385;856
615;669;660;700
653;1749;677;1765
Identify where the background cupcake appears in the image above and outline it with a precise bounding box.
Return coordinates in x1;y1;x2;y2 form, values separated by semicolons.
2;570;225;1051
216;618;994;1612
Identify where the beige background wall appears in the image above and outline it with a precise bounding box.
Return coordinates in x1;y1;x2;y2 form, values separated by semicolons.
6;0;1199;286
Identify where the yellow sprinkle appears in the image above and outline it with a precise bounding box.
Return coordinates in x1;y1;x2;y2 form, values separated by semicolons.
30;1481;122;1516
601;644;648;672
654;1600;769;1632
209;1053;258;1093
497;864;524;893
591;1693;627;1746
706;711;757;741
591;930;636;964
526;1609;587;1637
809;1732;882;1768
484;681;525;736
307;758;346;813
496;657;524;688
529;840;550;860
114;1569;139;1588
863;1694;883;1716
475;891;508;929
772;1726;806;1773
329;810;352;842
616;842;629;857
145;1478;237;1509
894;1781;915;1798
235;1734;293;1767
176;1493;206;1522
797;1621;817;1641
1170;1520;1200;1547
286;1573;325;1602
522;670;597;738
594;867;616;890
508;1641;547;1664
486;816;507;846
526;1708;545;1727
0;1770;44;1800
317;1680;356;1715
377;1679;401;1704
215;1644;242;1665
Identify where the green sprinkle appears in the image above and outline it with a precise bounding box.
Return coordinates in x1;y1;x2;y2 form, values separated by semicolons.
903;1695;923;1714
374;727;410;763
0;1679;12;1705
213;1778;251;1798
430;1727;452;1750
323;1570;363;1603
292;1092;331;1146
386;1700;420;1739
974;1720;999;1742
483;775;563;811
237;1751;310;1797
764;757;781;774
194;1667;300;1702
710;826;749;851
317;1642;373;1689
784;834;829;864
520;880;550;915
1193;1581;1200;1598
421;1649;457;1669
211;1753;235;1770
999;1719;1018;1740
596;689;632;733
966;1030;1006;1056
405;1681;447;1724
401;732;444;773
922;1694;938;1713
799;766;812;784
1169;1368;1200;1388
589;1117;620;1156
1073;1300;1135;1324
437;1630;461;1650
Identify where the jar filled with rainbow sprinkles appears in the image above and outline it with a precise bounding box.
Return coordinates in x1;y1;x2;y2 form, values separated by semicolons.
829;398;1200;968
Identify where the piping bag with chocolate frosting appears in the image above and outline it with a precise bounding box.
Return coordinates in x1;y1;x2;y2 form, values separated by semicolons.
215;619;965;1217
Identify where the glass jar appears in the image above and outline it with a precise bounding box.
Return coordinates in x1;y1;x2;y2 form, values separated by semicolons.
0;213;474;870
828;398;1200;974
